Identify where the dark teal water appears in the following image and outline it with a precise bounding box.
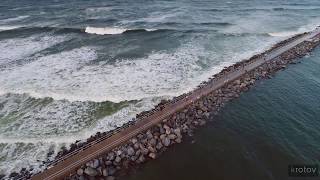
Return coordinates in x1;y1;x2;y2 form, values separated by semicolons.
122;48;320;180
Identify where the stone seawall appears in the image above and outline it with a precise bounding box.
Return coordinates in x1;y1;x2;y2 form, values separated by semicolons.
10;31;320;180
61;34;320;180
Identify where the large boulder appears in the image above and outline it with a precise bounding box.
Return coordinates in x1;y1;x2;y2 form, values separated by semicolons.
84;167;98;177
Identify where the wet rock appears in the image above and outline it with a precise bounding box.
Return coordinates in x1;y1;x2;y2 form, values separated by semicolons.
138;155;145;163
199;120;206;126
175;137;182;143
149;153;157;159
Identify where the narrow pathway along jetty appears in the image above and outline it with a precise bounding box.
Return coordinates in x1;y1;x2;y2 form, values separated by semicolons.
23;28;320;180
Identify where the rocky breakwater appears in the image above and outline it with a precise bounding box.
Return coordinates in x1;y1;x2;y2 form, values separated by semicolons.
9;31;320;180
58;34;320;180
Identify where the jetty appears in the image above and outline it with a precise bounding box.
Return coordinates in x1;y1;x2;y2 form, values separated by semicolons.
30;28;320;180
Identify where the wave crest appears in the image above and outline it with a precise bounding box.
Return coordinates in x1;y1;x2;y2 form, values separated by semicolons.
84;26;157;35
268;31;298;37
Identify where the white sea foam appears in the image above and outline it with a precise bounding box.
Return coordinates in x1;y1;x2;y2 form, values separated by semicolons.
0;42;206;102
0;15;29;23
0;92;159;175
268;19;320;37
0;25;21;31
0;34;278;104
268;31;298;37
85;26;156;35
0;34;68;67
85;26;127;35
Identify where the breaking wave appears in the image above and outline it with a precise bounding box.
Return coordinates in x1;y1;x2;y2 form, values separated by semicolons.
84;26;157;35
0;26;161;35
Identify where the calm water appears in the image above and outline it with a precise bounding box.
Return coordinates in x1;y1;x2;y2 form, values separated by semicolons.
122;47;320;180
0;0;320;176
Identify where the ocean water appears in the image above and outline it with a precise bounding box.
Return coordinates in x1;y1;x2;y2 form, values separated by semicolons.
121;47;320;180
0;0;319;176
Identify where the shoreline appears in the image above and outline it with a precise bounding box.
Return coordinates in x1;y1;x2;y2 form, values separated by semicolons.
11;28;320;180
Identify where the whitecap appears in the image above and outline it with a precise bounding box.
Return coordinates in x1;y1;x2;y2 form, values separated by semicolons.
84;26;157;35
0;25;21;31
85;27;128;35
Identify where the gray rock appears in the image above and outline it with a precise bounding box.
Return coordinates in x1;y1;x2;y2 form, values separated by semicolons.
105;160;112;166
165;128;171;135
92;159;100;168
138;155;145;163
115;156;121;163
173;128;181;136
148;138;157;146
116;150;122;156
127;146;135;156
108;166;117;176
84;167;98;177
168;134;176;140
149;153;156;159
135;149;141;156
77;168;83;176
147;146;156;153
156;142;163;150
159;134;166;140
163;124;170;130
102;168;108;177
133;142;140;149
175;137;182;143
146;130;153;139
131;138;138;144
162;137;170;147
108;152;115;161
